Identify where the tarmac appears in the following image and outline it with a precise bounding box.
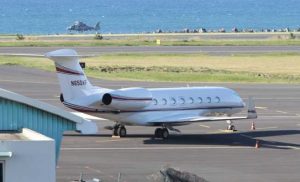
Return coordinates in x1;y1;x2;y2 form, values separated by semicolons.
1;45;300;56
1;65;300;182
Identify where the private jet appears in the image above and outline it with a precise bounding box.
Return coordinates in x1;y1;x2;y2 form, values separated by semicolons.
45;49;257;139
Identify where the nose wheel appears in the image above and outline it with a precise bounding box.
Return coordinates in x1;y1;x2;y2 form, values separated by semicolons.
154;128;169;139
113;124;127;137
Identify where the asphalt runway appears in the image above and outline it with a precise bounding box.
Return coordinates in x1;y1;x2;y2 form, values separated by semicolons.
1;45;300;56
1;65;300;182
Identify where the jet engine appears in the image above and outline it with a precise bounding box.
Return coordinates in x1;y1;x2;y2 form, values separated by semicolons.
102;88;152;110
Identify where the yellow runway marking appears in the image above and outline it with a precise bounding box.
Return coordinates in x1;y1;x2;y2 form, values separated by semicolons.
207;129;238;134
287;146;300;150
255;106;268;110
199;124;210;128
217;129;236;133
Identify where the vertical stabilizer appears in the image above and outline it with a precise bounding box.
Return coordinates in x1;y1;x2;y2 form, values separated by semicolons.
45;49;93;101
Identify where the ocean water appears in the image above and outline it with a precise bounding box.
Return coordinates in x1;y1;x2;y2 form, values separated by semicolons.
0;0;299;34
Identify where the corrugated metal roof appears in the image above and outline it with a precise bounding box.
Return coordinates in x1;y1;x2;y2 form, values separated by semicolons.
0;88;98;161
0;88;86;124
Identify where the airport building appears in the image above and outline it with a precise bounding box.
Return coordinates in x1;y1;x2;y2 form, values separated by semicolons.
0;88;97;182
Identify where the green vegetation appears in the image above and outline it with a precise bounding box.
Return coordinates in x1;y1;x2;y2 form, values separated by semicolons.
1;39;300;47
1;53;300;83
94;33;103;40
16;34;25;40
0;32;300;46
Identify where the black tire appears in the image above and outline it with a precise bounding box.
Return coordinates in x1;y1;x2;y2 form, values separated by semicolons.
161;128;169;139
228;125;235;131
113;128;118;136
118;127;127;137
155;128;163;138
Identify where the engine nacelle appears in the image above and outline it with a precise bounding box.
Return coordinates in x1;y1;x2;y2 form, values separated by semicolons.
102;88;152;110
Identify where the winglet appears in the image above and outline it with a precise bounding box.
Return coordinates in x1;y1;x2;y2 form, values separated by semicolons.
247;96;257;119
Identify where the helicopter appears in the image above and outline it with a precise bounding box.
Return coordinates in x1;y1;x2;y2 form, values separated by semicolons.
67;21;100;32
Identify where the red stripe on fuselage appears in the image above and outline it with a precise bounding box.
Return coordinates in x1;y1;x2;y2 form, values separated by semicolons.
56;67;83;75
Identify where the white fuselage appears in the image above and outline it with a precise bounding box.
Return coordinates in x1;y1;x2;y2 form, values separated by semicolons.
45;49;247;128
64;86;245;126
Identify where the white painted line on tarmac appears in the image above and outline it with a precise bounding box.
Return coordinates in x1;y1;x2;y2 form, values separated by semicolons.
297;124;300;126
242;97;300;100
263;144;300;150
84;166;106;175
61;146;252;151
276;110;288;114
256;126;278;130
71;112;107;121
259;115;300;118
0;79;57;84
95;139;130;143
199;124;211;128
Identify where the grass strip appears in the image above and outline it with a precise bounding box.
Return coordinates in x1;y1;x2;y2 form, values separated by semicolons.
1;53;300;83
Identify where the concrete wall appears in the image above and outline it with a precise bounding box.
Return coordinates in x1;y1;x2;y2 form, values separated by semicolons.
0;130;55;182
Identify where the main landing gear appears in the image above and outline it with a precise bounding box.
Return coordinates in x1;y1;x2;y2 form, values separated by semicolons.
227;120;236;131
154;128;169;139
112;124;127;137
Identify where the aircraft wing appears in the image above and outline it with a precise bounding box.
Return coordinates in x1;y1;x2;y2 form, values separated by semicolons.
147;97;257;125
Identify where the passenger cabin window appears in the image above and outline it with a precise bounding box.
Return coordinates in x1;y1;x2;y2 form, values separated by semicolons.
198;97;203;104
207;97;211;103
170;97;176;105
162;98;167;105
153;99;158;105
179;97;185;105
215;96;221;103
189;97;194;104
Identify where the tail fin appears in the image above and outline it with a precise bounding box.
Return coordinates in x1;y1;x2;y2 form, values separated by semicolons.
95;22;100;31
45;49;93;101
